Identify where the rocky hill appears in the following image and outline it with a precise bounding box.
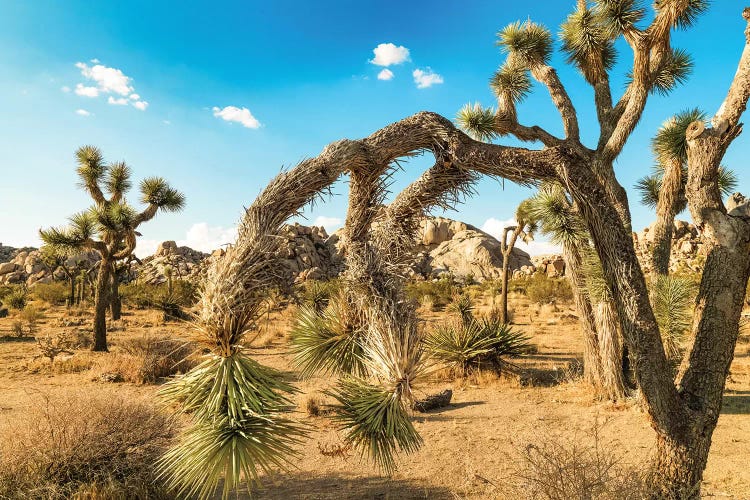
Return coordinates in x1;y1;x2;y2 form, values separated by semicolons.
634;219;705;275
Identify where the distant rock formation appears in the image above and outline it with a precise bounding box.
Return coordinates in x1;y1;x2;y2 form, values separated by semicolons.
0;248;99;286
634;219;704;274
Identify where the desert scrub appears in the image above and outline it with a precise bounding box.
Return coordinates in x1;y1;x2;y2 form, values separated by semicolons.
0;391;175;499
5;286;28;310
523;273;573;305
120;280;198;310
94;335;197;384
20;304;44;335
32;281;69;305
405;276;457;310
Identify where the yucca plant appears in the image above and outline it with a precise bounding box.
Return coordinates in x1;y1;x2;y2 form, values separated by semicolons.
424;316;531;376
290;297;368;378
158;350;307;498
6;286;28;310
448;293;475;327
326;377;422;474
651;275;695;363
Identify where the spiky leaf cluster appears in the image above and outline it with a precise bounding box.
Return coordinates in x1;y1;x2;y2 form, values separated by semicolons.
327;377;422;474
655;0;709;29
140;177;187;211
424;316;532;376
592;0;646;37
651;275;695;361
652;48;693;95
560;6;617;83
527;183;589;248
490;63;532;104
39;211;97;252
290;300;368;378
497;20;553;67
158;352;306;499
456;103;498;141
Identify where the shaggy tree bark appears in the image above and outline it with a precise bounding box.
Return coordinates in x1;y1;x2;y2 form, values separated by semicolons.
562;242;604;389
650;158;683;277
93;257;112;352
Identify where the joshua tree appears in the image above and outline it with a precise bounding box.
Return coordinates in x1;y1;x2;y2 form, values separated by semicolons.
163;3;750;497
40;146;184;351
636;109;737;277
527;182;626;400
38;245;87;307
498;199;536;324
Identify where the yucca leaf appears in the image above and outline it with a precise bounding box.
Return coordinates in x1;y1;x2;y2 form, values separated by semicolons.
497;20;554;67
456;102;499;141
327;377;422;474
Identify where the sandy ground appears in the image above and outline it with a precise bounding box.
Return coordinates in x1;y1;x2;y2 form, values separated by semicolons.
1;291;749;499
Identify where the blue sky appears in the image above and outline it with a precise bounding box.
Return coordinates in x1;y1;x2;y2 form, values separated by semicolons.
1;1;748;256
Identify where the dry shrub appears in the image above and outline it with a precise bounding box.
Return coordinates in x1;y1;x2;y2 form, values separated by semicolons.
95;335;197;384
32;282;69;305
524;274;573;305
0;391;175;499
513;423;649;499
26;354;95;375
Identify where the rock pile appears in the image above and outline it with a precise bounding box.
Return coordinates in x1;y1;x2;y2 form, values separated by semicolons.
277;224;342;282
408;217;533;281
129;241;209;285
0;249;99;286
634;219;704;274
530;255;566;278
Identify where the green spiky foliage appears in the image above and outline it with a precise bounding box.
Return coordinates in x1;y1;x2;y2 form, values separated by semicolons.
652;48;693;95
592;0;646;37
651;275;695;362
158;353;306;498
560;5;617;83
448;293;475;327
497;20;554;67
490;63;533;103
424;316;532;376
456;103;498;141
635;109;738;212
326;377;422;474
299;279;339;313
527;182;589;248
290;298;367;378
655;0;709;29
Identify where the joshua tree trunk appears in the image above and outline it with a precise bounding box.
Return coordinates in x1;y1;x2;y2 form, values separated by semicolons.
650;159;682;277
500;226;521;324
93;258;112;351
68;275;76;308
594;298;626;400
562;243;604;390
110;270;122;320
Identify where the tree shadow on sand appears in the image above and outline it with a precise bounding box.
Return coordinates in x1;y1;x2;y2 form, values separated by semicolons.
216;473;454;499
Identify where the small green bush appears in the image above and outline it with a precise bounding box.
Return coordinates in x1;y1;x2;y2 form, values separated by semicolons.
120;280;198;310
32;282;69;305
406;277;457;310
523;274;573;305
20;305;44;335
5;286;28;310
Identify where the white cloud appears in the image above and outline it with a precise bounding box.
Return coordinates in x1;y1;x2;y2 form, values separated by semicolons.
371;43;410;66
135;223;238;258
71;61;147;111
377;68;394;81
107;96;128;105
212;106;261;129
75;109;91;116
74;83;99;97
313;216;343;234
75;61;133;96
61;85;71;93
412;68;444;89
481;217;561;256
163;120;171;125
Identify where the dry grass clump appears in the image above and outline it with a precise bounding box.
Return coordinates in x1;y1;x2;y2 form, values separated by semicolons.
0;391;175;499
512;424;649;499
94;335;197;384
